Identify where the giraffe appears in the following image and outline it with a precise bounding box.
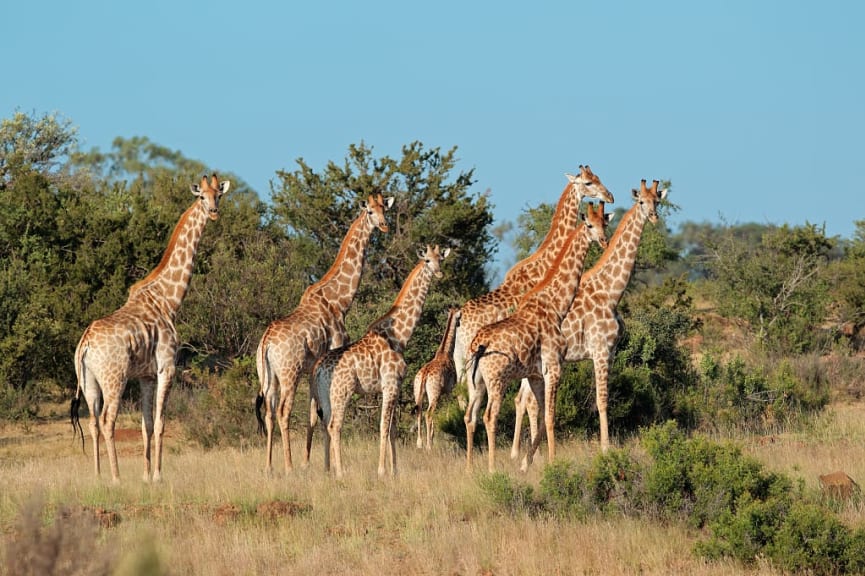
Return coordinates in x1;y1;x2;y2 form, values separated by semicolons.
412;306;461;450
255;194;393;475
467;202;612;472
71;174;230;483
511;179;668;460
305;245;450;478
455;166;613;455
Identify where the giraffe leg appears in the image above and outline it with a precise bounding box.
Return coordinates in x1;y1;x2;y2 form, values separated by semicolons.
379;384;399;477
264;391;277;476
276;367;301;474
413;373;424;449
511;380;530;459
151;363;174;483
595;355;612;453
482;382;503;474
328;386;351;479
522;376;546;472
140;378;155;482
463;370;485;471
100;398;122;484
81;376;103;477
543;363;562;463
426;395;438;451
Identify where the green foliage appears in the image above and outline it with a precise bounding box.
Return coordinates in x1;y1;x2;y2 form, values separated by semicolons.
693;354;829;432
704;222;835;353
480;423;861;573
477;472;540;516
766;502;854;575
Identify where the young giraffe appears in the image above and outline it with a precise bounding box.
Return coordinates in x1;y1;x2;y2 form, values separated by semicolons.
255;194;393;475
512;179;668;460
71;174;230;483
412;306;461;450
467;202;612;472
455;166;613;453
305;245;450;478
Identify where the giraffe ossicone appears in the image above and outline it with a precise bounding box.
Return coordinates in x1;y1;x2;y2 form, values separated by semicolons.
72;174;230;483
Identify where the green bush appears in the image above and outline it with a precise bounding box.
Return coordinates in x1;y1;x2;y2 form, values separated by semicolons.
766;502;853;575
693;354;829;433
477;472;539;516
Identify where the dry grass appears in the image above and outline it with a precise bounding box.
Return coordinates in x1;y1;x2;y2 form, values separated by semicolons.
4;402;865;575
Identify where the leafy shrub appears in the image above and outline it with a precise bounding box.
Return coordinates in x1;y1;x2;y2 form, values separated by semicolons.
693;354;829;433
766;502;853;575
477;472;540;516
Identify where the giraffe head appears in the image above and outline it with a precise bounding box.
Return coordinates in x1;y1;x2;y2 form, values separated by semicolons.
190;173;231;221
581;201;615;250
631;179;668;224
565;165;615;204
418;244;451;279
363;194;395;233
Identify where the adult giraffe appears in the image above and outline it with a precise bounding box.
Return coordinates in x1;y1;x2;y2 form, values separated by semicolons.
71;174;230;483
455;166;613;454
511;179;668;460
255;194;393;475
306;245;450;478
412;306;461;450
467;202;612;472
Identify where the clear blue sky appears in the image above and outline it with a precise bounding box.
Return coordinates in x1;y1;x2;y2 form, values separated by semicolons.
4;1;864;270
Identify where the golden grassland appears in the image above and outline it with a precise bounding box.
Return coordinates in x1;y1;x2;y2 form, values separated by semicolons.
2;401;865;576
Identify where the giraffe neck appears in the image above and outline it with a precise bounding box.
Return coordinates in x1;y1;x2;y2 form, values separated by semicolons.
521;224;592;321
128;200;210;318
369;261;434;351
500;182;581;291
436;310;460;357
305;209;374;312
581;204;647;303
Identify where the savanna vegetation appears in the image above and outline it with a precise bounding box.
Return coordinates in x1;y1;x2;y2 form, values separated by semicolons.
3;110;865;574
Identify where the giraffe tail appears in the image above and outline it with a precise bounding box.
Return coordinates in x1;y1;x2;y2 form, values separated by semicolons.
255;393;265;436
470;344;487;385
254;342;270;436
71;342;86;454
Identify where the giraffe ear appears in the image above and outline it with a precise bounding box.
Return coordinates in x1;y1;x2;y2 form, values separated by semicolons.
190;184;202;197
605;213;615;224
659;188;668;200
565;172;577;183
631;188;640;201
218;180;231;196
384;196;395;209
441;247;451;259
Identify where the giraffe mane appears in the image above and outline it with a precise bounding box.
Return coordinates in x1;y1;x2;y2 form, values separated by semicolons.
581;201;639;281
128;202;199;295
517;222;582;305
504;181;575;276
309;207;367;289
368;258;425;329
